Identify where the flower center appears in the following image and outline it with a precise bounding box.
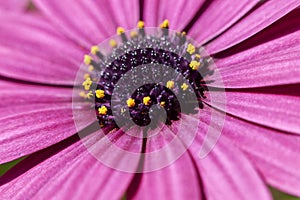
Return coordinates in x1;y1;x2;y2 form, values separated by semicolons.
79;20;213;128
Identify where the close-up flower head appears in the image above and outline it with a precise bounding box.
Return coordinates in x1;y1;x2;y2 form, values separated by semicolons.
0;0;300;199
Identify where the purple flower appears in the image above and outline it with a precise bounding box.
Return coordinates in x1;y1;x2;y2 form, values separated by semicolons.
1;0;300;199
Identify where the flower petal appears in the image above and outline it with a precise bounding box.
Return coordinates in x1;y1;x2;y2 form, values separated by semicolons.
206;0;300;54
33;0;139;48
222;114;300;197
0;0;29;11
188;0;258;45
129;128;203;200
206;87;300;135
183;113;272;200
0;14;84;85
209;26;300;88
143;0;205;30
0;128;140;199
0;103;92;164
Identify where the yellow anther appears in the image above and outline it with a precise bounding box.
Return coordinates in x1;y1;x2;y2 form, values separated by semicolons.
84;55;93;65
79;91;86;98
166;80;175;89
189;60;201;70
181;31;186;36
143;96;151;106
160;19;169;28
181;83;189;91
195;54;201;60
137;20;145;28
126;98;136;108
91;46;100;55
95;90;105;99
84;73;90;79
82;77;92;90
88;65;94;71
187;43;196;54
86;91;93;99
109;39;117;48
160;101;166;107
98;106;108;115
130;31;138;38
117;27;125;35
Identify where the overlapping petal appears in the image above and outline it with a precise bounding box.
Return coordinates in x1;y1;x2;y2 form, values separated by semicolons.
188;0;258;45
0;128;141;199
206;0;300;54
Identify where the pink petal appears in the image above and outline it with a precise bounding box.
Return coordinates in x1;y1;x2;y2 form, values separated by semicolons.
183;113;272;200
0;128;140;199
209;26;300;88
143;0;205;30
0;103;92;164
33;0;139;48
222;114;300;197
188;0;258;45
0;14;85;85
129;133;203;199
206;87;300;134
206;0;300;54
0;0;29;11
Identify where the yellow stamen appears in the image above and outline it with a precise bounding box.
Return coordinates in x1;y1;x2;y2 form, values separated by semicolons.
117;27;125;35
187;44;196;54
130;31;138;38
143;96;151;106
181;31;186;36
137;20;145;29
84;73;90;79
79;91;86;98
84;55;93;65
181;83;189;91
189;60;201;70
160;19;169;28
166;80;175;89
109;39;117;48
126;98;136;108
195;54;201;60
95;90;105;99
98;106;108;115
86;91;93;99
91;46;100;55
160;101;166;107
88;65;94;71
82;77;92;91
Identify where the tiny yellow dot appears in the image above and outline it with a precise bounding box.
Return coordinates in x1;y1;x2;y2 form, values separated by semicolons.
86;91;93;99
181;83;189;91
143;96;151;106
130;31;138;38
187;44;196;55
84;73;90;79
79;91;86;98
109;39;117;48
160;101;166;107
160;19;169;28
117;27;125;35
137;20;145;29
189;60;201;70
95;90;105;99
88;65;94;71
126;98;136;108
91;46;99;55
98;106;108;115
181;31;186;36
166;80;175;89
84;55;93;65
82;77;92;91
195;54;201;60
